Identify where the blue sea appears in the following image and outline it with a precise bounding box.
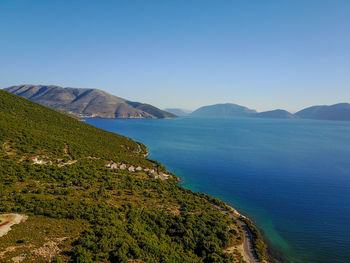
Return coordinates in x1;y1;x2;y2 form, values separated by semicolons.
86;117;350;263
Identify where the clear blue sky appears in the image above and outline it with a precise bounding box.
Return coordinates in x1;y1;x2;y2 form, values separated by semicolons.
1;0;349;112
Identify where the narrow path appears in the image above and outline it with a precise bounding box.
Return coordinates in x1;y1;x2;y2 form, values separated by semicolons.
63;143;73;160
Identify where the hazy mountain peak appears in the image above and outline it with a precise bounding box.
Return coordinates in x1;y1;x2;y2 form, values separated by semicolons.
295;103;350;121
256;109;296;119
190;103;257;118
164;108;192;116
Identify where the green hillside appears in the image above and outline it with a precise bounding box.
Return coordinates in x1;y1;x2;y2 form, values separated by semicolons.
0;91;257;262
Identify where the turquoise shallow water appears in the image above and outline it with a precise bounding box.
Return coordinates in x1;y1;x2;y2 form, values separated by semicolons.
86;117;350;263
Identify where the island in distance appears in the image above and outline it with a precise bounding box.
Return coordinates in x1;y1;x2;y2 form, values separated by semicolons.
295;103;350;121
164;108;193;116
4;85;177;119
255;109;296;119
189;103;295;119
188;103;350;121
167;105;296;119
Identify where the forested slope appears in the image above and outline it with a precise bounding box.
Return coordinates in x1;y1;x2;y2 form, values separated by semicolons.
0;91;251;263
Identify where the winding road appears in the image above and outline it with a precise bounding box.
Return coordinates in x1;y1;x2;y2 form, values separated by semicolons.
237;220;260;263
213;203;261;263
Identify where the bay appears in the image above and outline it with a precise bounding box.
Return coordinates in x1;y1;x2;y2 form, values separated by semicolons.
86;117;350;263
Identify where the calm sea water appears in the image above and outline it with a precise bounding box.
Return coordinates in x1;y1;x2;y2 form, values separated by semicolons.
86;117;350;263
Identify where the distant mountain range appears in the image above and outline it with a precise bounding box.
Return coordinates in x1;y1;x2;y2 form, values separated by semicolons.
4;85;350;121
255;109;296;119
164;108;192;116
294;103;350;121
4;85;177;119
188;103;350;121
191;103;257;118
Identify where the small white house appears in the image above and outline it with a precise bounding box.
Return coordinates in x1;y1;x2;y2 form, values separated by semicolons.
31;157;45;165
119;164;127;170
110;163;118;169
128;166;135;172
136;166;142;171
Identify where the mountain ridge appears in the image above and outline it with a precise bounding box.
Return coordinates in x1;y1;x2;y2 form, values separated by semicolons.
6;85;349;121
4;85;177;119
295;103;350;121
256;109;296;119
189;103;350;121
190;103;257;118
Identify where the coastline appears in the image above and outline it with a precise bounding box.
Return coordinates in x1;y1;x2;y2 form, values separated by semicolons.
84;110;350;263
212;203;261;263
142;149;270;262
224;204;283;263
139;136;281;262
220;204;266;263
138;143;271;262
156;160;271;262
83;118;280;263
